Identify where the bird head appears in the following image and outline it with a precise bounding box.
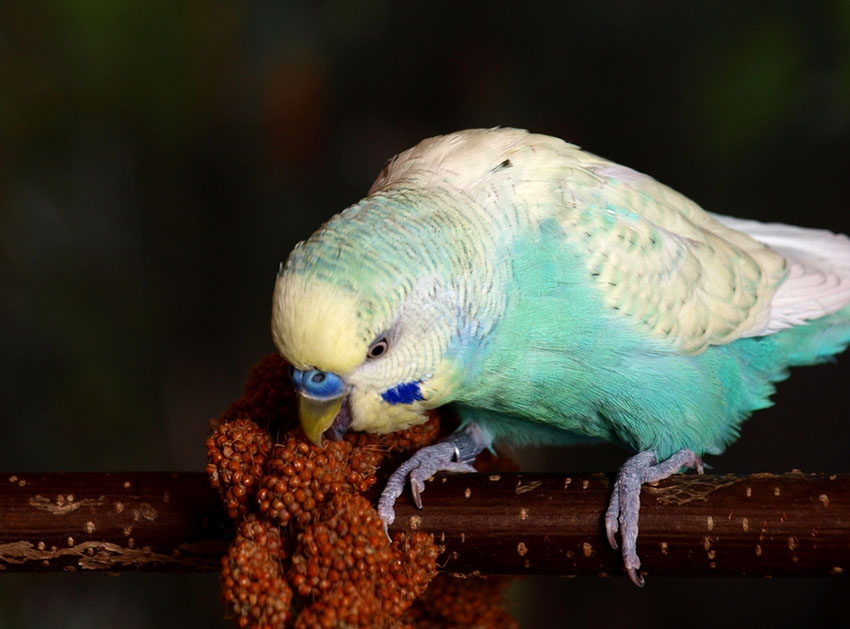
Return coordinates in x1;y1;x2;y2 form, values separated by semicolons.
270;129;530;444
270;209;463;445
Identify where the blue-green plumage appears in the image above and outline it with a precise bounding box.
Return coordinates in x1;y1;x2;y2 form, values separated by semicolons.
272;128;850;584
451;219;850;460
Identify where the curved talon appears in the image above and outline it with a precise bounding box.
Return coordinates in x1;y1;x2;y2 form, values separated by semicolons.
409;460;476;510
627;567;645;588
604;480;620;550
607;447;702;587
605;521;619;550
411;477;426;509
377;425;490;537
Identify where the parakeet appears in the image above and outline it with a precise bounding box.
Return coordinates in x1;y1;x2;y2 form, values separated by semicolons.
271;128;850;585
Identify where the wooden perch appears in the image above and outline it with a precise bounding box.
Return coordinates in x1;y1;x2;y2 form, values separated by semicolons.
395;470;850;578
0;472;229;573
0;471;848;578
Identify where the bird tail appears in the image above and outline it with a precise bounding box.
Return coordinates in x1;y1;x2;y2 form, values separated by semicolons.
775;304;850;367
710;213;850;331
709;304;850;455
711;213;850;367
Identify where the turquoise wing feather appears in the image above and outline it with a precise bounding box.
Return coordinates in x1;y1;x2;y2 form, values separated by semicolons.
370;130;850;458
279;128;850;585
276;128;850;459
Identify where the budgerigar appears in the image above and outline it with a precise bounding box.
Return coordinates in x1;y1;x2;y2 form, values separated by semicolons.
271;128;850;585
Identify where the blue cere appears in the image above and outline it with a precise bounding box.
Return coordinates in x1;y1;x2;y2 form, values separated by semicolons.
290;367;345;399
381;381;423;405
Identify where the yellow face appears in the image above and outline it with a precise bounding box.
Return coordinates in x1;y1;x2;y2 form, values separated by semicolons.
271;270;460;441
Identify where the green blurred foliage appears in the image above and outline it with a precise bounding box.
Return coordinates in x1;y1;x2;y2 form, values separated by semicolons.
1;1;849;628
693;14;803;155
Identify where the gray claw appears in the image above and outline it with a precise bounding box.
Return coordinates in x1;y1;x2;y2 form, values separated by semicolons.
382;520;391;542
411;475;426;509
607;448;702;587
604;479;620;550
627;567;645;588
377;424;490;534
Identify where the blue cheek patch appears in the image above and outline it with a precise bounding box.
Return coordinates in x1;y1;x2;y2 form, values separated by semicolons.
381;381;423;405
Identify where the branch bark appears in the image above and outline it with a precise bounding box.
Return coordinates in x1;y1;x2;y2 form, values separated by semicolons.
1;471;848;578
0;472;229;573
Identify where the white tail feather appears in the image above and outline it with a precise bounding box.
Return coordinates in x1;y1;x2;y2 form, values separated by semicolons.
710;213;850;334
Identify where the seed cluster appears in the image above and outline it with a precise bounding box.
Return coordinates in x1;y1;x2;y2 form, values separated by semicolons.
207;416;274;519
221;516;292;628
207;354;517;628
289;494;438;627
257;435;381;528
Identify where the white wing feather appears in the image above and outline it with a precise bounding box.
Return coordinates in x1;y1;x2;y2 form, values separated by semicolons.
371;128;850;353
710;214;850;332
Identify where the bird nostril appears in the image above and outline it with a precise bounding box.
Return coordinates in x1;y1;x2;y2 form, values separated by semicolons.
310;371;326;384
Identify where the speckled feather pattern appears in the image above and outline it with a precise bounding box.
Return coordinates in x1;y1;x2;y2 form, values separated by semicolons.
272;184;514;434
272;128;850;457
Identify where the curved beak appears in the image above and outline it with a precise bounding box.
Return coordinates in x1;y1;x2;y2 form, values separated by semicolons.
298;393;345;446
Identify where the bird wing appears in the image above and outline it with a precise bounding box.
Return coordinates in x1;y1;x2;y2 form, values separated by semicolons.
370;128;850;355
539;155;784;354
550;148;850;354
708;213;850;331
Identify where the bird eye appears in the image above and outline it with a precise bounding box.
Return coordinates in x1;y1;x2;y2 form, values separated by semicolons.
367;338;388;359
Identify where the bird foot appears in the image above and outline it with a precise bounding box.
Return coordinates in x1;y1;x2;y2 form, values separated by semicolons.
604;448;703;587
377;423;490;537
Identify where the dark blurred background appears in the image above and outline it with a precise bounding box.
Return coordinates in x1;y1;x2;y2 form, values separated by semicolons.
2;1;849;627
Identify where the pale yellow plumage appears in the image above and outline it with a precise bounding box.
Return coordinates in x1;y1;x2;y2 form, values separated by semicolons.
272;269;463;434
371;128;792;355
273;128;850;588
273;128;850;439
